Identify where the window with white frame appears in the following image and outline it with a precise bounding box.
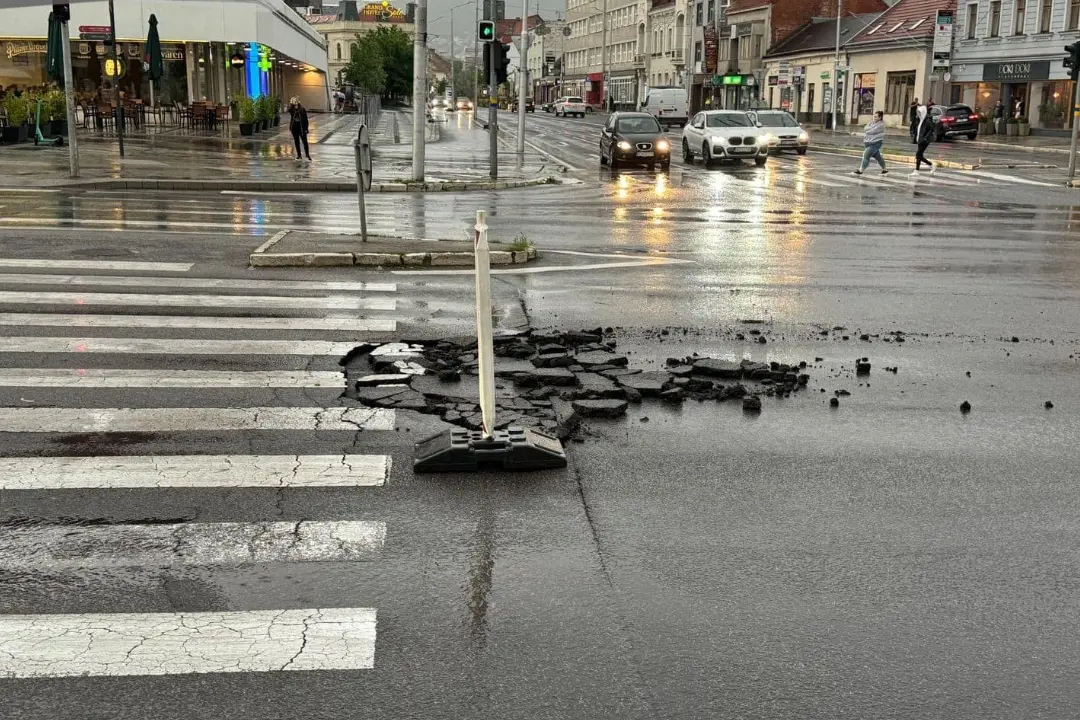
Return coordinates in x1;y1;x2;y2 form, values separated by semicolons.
1070;0;1080;29
989;0;1001;36
1014;0;1026;33
967;2;978;37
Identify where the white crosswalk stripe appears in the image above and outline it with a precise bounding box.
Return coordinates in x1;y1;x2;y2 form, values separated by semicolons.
0;260;415;679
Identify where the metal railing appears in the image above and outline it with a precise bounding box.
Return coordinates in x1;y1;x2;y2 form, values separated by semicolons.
355;94;381;128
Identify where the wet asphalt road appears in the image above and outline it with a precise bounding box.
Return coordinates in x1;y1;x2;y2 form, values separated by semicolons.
3;115;1080;718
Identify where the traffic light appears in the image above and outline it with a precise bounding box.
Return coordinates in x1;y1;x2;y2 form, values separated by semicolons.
1065;43;1080;82
494;43;510;85
478;20;495;42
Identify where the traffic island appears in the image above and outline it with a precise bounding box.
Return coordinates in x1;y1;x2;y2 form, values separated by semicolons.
249;230;538;268
337;329;821;443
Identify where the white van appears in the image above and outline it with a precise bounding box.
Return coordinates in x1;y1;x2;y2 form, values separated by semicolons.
641;86;689;128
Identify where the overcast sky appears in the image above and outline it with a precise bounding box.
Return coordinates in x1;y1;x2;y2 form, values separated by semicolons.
424;0;566;56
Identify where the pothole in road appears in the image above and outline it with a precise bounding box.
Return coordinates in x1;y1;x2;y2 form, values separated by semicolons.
338;329;823;442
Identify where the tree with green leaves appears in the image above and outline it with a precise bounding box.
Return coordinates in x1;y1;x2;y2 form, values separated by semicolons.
435;77;447;96
343;26;413;101
452;58;475;99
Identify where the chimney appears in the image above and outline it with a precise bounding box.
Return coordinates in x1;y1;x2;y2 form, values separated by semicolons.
343;0;358;20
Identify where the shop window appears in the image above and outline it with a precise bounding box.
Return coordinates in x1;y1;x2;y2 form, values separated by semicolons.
1014;0;1026;33
884;71;916;114
966;3;978;38
1040;0;1052;31
989;0;1001;36
1070;0;1080;29
856;74;876;115
1039;81;1072;128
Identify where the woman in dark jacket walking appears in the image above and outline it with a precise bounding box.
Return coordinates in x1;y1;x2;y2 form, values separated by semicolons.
910;104;936;175
288;96;311;162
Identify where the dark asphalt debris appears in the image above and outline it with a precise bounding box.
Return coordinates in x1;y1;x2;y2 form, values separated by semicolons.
829;397;840;408
1045;401;1054;409
960;401;972;413
339;331;820;441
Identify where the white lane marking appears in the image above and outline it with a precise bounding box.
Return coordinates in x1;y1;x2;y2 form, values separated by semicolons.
0;406;396;432
962;169;1062;187
0;290;396;311
1;520;385;568
0;259;192;272
0;337;360;356
222;191;326;197
253;229;291;254
0;217;399;234
820;173;876;186
0;607;377;677
0;369;345;388
1;224;402;238
0;188;59;193
0;273;397;293
0;454;390;489
0;313;395;333
392;251;695;276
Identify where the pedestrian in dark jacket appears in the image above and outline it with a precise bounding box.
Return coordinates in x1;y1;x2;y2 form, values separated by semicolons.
908;98;919;142
910;104;936;175
288;96;311;162
993;100;1005;134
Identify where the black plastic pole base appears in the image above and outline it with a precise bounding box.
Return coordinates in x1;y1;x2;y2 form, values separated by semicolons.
414;426;567;473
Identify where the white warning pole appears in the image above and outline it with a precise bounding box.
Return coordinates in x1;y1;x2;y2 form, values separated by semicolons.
474;210;496;439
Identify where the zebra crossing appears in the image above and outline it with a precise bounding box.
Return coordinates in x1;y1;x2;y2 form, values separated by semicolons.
0;258;416;679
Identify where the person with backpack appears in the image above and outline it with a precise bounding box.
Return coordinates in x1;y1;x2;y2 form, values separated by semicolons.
910;104;936;175
908;98;919;142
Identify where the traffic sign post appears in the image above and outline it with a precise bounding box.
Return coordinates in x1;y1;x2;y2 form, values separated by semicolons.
354;124;372;241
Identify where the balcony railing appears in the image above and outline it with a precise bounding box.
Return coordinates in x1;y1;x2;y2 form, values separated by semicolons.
671;49;685;64
633;54;647;68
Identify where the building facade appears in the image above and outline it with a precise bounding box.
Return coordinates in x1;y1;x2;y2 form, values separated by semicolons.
526;20;566;103
951;0;1077;129
2;0;329;109
304;1;414;87
646;0;690;101
563;0;647;107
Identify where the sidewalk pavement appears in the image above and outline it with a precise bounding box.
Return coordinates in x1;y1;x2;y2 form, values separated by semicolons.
0;110;559;192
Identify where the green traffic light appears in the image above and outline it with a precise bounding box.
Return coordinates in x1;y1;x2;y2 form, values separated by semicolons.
478;20;495;40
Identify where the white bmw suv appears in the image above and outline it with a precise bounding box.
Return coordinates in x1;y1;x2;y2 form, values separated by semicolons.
681;110;769;166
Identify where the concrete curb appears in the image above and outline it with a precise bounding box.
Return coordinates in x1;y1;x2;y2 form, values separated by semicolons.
38;177;560;193
250;245;538;268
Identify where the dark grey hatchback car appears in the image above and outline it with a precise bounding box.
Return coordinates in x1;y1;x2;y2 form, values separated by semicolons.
599;112;672;170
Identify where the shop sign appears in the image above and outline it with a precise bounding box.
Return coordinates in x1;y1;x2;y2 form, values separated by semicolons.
778;59;789;86
933;10;953;69
703;23;717;74
982;60;1050;82
163;48;185;61
857;73;875;89
767;75;778;86
736;22;752;36
4;42;46;59
230;53;246;68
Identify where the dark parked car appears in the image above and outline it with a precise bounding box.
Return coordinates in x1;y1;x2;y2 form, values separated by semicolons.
931;103;979;141
599;112;671;170
511;97;535;112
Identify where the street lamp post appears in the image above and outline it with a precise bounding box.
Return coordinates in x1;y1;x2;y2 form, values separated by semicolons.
411;0;428;181
831;0;841;132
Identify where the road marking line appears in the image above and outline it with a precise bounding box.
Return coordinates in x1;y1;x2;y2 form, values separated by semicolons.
0;313;394;332
253;229;291;254
0;290;396;311
0;217;397;234
0;337;361;356
0;453;389;489
0;520;385;568
0;369;346;388
0;259;192;272
0;607;377;677
962;169;1061;187
0;273;397;293
221;191;321;197
0;406;396;432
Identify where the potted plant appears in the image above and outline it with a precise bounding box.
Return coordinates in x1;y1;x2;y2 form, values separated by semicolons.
46;89;67;136
976;108;993;136
2;94;28;143
258;96;272;131
1006;117;1019;136
269;94;280;126
1018;115;1030;136
236;95;256;136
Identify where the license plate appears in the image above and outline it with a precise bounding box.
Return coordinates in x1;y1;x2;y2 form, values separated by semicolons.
637;151;654;157
781;139;797;145
731;148;752;154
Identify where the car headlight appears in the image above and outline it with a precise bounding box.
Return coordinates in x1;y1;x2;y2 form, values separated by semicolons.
713;136;727;144
798;131;810;142
656;139;670;152
617;141;632;150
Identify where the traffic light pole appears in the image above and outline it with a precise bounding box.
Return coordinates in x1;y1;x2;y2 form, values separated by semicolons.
489;41;498;179
1069;79;1080;181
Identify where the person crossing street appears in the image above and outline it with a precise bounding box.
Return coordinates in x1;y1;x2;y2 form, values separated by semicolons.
910;104;936;175
288;97;312;162
853;111;888;176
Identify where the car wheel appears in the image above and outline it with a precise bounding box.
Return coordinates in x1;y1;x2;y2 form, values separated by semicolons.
599;144;608;165
609;146;619;169
702;142;713;167
967;132;977;140
660;161;670;172
755;157;767;167
682;139;693;163
796;147;807;156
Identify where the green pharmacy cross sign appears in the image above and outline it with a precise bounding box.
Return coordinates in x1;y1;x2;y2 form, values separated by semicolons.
258;50;272;73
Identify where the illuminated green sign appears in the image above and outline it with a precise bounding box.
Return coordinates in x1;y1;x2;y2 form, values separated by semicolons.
721;74;746;86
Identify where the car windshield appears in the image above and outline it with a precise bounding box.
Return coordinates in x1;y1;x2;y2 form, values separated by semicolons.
616;117;661;133
706;113;752;128
567;97;583;103
756;113;798;127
